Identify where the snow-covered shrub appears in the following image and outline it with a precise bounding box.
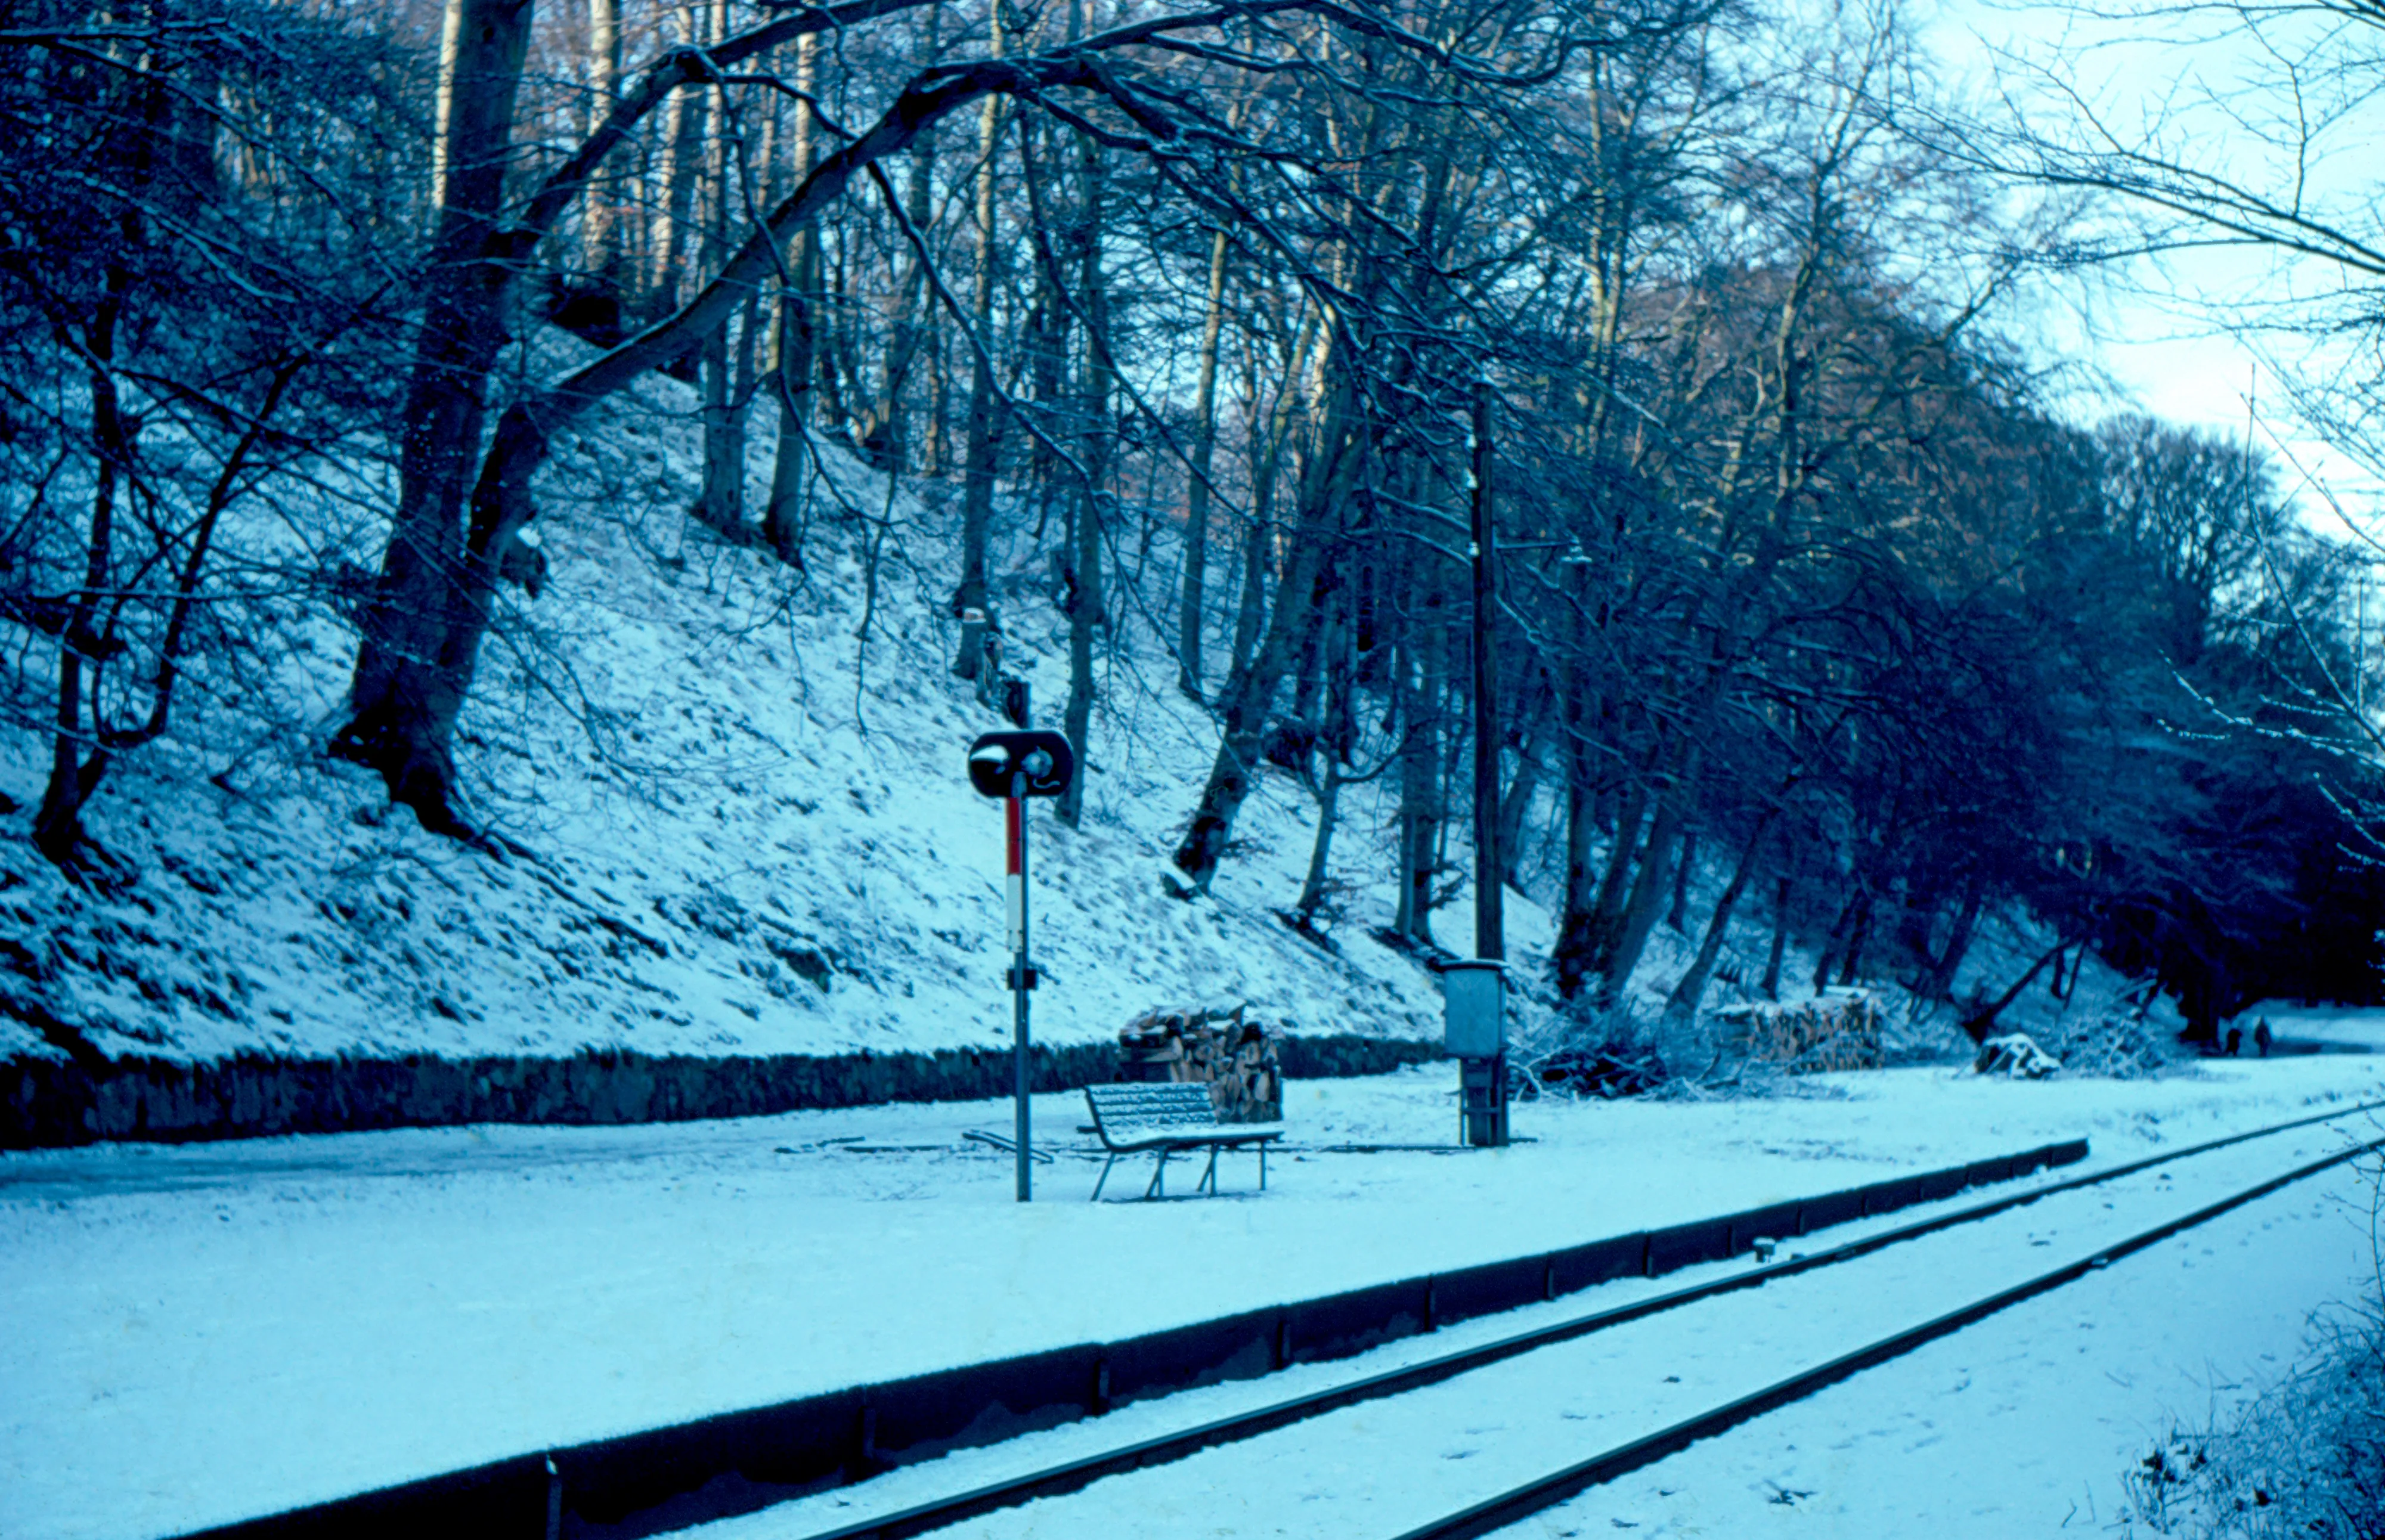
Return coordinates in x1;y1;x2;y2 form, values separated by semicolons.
2117;1147;2385;1536
1874;996;1980;1066
2045;1002;2193;1079
1974;1032;2062;1077
1523;1002;1674;1099
1522;998;1845;1101
2121;1293;2385;1536
1532;1042;1669;1098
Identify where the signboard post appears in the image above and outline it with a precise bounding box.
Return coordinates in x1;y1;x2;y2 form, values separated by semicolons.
965;704;1075;1201
1444;959;1507;1147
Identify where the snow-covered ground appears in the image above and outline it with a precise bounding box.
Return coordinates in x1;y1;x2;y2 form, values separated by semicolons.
5;1054;2380;1540
748;1114;2372;1540
1517;1161;2376;1538
8;328;2379;1540
2231;1005;2385;1055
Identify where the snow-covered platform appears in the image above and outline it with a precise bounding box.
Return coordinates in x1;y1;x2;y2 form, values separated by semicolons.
6;1056;2383;1540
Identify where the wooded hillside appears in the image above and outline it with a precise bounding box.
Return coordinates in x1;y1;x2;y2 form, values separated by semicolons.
4;0;2381;1065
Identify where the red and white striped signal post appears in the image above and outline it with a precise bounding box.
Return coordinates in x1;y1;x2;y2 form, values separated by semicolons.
967;712;1075;1201
1005;790;1027;957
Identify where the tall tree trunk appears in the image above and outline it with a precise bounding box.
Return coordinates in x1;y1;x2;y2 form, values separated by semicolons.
1057;9;1106;829
1170;316;1360;892
871;39;942;472
428;0;468;213
1231;303;1314;677
1667;828;1697;932
583;0;624;287
331;0;534;829
1494;757;1540;894
1836;893;1873;986
950;25;1004;626
1595;766;1692;1008
1016;114;1071;538
1176;225;1229;699
695;1;747;531
1294;612;1351;923
763;32;819;562
1812;889;1861;994
1666;813;1776;1022
34;271;130;866
1551;637;1603;999
1393;628;1445;944
730;296;758;519
649;81;683;295
696;320;744;532
1494;689;1545;890
651;7;707;308
1554;771;1598;999
1058;474;1105;823
1960;937;2074;1043
1230;505;1268;678
1294;755;1344;924
1923;882;1984;1000
922;288;949;475
817;231;859;432
1561;770;1646;991
1763;876;1791;999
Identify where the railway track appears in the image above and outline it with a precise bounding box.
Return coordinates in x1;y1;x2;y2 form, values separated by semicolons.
718;1101;2384;1540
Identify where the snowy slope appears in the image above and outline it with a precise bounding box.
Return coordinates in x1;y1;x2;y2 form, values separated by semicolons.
1;342;1489;1065
1;326;2168;1076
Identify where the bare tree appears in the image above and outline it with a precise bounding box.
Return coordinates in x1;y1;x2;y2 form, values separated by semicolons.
329;0;1668;836
1;7;397;867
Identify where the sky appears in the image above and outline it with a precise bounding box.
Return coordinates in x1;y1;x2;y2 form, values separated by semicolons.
1921;0;2385;518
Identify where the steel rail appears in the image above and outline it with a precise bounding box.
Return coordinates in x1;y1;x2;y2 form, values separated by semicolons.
1394;1129;2385;1540
774;1099;2385;1540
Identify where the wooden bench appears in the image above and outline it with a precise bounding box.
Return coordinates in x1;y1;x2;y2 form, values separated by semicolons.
1085;1082;1284;1201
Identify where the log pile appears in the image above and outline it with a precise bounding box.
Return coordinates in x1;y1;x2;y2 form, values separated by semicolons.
1116;1004;1284;1123
1711;989;1884;1073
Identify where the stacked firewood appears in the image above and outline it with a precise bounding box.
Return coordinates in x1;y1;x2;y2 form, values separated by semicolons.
1116;1004;1284;1122
1711;989;1884;1073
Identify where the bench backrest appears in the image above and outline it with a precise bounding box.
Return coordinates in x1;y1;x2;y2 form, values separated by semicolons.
1087;1081;1220;1135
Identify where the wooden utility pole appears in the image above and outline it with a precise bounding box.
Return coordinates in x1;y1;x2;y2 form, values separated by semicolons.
1458;377;1508;1148
1471;379;1502;965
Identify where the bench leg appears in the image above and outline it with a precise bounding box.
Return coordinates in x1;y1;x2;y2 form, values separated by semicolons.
1198;1145;1222;1196
1092;1153;1119;1203
1259;1144;1268;1191
1145;1148;1169;1200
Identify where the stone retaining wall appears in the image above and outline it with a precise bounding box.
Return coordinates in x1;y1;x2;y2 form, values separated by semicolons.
0;1035;1443;1149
